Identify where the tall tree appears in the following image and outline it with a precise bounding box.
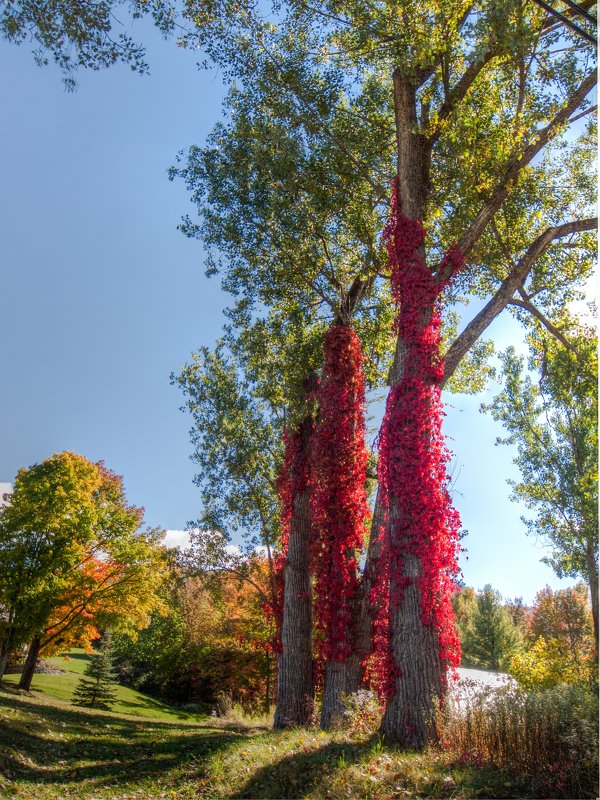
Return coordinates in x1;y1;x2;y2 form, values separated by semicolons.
174;0;596;745
463;584;522;670
485;324;598;655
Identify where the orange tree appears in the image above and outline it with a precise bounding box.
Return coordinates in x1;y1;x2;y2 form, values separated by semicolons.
0;451;166;689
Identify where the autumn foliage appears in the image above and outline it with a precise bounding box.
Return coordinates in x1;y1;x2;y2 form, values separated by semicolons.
310;325;370;663
370;182;463;695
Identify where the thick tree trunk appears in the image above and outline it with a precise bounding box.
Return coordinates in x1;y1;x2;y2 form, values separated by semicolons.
380;553;443;746
274;419;314;728
18;635;41;691
320;657;359;728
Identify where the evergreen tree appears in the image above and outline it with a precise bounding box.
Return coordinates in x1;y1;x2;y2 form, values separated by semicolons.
464;585;522;671
73;637;118;711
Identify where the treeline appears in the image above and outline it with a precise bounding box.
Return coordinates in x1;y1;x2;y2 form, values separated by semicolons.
454;583;596;687
111;577;595;712
112;562;275;713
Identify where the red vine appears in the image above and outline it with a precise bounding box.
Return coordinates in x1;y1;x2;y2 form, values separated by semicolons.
310;326;371;663
370;181;463;696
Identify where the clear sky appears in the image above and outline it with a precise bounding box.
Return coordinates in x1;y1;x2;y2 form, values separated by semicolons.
0;20;585;605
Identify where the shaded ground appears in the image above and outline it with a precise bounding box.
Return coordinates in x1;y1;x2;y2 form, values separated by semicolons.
0;686;538;800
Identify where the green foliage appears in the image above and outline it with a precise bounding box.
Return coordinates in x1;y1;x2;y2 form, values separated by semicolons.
72;636;118;711
484;325;598;606
0;452;167;668
113;568;275;712
112;593;192;704
174;338;283;552
462;585;522;670
451;586;478;658
173;0;597;396
0;0;177;89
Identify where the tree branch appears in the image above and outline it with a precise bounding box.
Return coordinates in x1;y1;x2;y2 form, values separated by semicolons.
437;69;597;282
429;47;499;143
508;297;585;359
441;217;597;384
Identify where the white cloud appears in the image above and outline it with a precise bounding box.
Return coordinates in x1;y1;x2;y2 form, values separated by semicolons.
0;483;12;508
163;529;191;550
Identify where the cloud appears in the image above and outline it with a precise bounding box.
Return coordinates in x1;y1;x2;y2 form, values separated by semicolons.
163;529;191;550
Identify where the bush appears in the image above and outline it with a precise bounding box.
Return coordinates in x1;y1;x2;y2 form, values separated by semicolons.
340;689;383;735
439;682;598;798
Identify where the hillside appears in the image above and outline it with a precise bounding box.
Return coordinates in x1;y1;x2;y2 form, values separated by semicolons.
3;650;203;722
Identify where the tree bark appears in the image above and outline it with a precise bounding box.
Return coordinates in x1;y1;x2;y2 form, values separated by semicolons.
18;635;41;691
0;649;10;681
274;420;314;728
586;534;599;660
380;553;443;747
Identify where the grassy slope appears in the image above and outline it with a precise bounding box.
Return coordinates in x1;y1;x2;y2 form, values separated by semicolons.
0;686;531;800
3;650;203;722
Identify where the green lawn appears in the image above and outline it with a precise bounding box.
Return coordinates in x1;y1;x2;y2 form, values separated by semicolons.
2;650;204;722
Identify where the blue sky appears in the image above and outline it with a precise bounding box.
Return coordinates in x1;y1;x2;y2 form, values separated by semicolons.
0;21;584;604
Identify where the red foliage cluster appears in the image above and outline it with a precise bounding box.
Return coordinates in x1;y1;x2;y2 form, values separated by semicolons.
310;325;371;662
370;181;463;695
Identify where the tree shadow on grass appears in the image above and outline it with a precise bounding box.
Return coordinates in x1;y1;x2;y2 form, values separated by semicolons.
229;737;377;799
0;686;251;791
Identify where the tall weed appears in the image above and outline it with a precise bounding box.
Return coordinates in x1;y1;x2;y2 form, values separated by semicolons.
439;682;598;797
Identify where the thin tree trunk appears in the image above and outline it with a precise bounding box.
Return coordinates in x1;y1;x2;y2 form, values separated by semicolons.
586;535;598;660
0;650;10;681
274;418;314;728
18;634;41;691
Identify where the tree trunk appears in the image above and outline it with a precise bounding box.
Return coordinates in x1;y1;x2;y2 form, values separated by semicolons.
586;534;599;660
0;649;10;681
274;418;314;728
18;635;41;691
320;657;360;728
341;486;386;701
380;553;443;747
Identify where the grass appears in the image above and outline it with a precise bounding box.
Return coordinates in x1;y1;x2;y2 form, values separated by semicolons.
1;658;594;798
0;685;536;800
3;650;204;722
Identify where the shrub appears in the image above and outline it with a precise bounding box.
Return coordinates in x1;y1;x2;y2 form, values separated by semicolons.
439;682;598;798
340;689;383;735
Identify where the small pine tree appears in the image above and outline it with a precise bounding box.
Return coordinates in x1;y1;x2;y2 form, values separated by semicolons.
463;585;522;670
73;635;118;711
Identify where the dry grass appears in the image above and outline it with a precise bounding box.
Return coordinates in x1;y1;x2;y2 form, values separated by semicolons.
438;681;599;798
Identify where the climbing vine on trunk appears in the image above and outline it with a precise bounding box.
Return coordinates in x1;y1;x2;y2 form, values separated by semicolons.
310;325;370;665
371;181;463;698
